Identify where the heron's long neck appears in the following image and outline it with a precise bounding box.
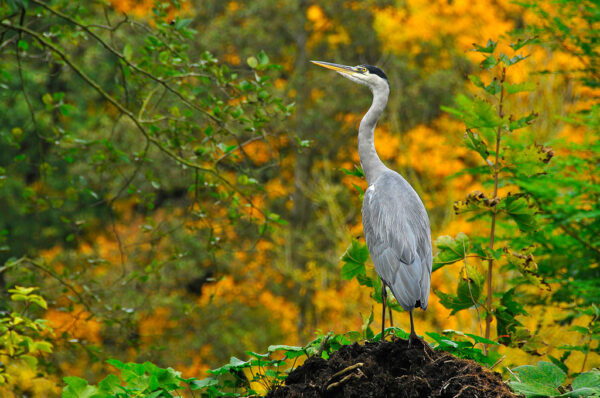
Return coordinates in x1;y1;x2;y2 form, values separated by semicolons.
359;86;389;185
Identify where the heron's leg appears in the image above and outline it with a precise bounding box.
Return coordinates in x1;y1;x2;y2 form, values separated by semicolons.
388;303;394;329
381;280;386;340
408;310;417;347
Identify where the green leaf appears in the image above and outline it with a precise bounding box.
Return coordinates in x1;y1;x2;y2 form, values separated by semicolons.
432;233;470;271
435;266;484;315
32;341;53;353
245;351;269;359
499;53;529;66
10;285;37;295
463;129;489;162
123;44;133;62
97;374;122;393
18;39;28;51
496;288;527;344
62;376;101;398
340;240;369;280
341;260;366;280
106;358;125;370
509;112;538;131
174;18;193;30
565;369;600;397
503;143;552;176
472;39;497;53
463;333;498;346
499;193;538;232
484;79;502;95
480;55;497;70
504;247;550;291
448;95;503;133
504;81;536;94
340;165;364;178
190;377;219;390
468;75;484;88
257;50;269;66
158;51;169;63
247;56;258;68
510;37;536;51
268;344;303;353
508;361;566;397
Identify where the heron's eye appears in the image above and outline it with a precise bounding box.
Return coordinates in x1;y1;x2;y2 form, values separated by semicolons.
360;67;368;73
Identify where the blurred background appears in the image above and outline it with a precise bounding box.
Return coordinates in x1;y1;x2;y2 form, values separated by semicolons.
0;0;598;395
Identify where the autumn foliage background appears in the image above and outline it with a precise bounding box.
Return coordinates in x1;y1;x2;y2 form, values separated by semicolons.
0;0;598;396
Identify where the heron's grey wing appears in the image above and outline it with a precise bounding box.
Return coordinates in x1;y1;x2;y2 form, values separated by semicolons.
362;171;432;311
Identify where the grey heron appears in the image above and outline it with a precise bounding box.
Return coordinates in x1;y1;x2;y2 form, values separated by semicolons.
311;61;432;344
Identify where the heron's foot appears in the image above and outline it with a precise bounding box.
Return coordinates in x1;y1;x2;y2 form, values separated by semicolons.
408;332;419;347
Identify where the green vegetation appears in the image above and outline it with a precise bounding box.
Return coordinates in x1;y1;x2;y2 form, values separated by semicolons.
0;0;598;396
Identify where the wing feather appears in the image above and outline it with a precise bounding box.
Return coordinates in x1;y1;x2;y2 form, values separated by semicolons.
362;170;432;311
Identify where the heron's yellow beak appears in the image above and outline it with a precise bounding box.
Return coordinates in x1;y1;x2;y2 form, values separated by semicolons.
310;60;357;76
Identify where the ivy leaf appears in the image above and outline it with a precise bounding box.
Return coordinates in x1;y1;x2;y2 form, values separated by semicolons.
432;233;470;271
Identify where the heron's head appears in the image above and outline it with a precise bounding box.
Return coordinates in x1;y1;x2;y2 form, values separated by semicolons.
310;61;389;93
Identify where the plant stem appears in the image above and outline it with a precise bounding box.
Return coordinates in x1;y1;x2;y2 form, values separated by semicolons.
485;67;506;344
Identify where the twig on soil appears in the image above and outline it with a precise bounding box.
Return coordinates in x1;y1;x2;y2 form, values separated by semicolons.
326;367;365;391
452;384;477;398
329;362;364;380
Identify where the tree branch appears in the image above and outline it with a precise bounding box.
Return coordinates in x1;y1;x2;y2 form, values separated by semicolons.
1;20;263;214
31;0;220;123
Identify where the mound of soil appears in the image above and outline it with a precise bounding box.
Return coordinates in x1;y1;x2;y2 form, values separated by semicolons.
267;337;515;398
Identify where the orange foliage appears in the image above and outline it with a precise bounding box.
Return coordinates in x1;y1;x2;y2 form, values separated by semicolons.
373;0;517;60
110;0;190;19
45;307;102;344
306;5;350;50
